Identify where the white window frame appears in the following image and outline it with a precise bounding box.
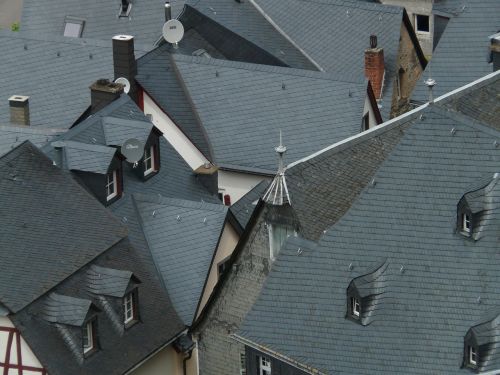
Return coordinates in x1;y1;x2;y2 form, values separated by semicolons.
462;213;471;233
469;345;477;365
414;14;430;34
351;296;360;317
259;356;271;375
144;145;156;176
240;352;246;375
106;170;118;201
123;292;135;324
83;321;94;353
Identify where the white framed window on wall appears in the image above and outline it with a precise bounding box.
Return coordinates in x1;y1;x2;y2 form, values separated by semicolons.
259;356;271;375
106;170;118;201
268;224;294;260
144;145;156;176
414;14;430;34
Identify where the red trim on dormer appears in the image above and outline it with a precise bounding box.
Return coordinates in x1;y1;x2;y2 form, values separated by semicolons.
137;87;144;111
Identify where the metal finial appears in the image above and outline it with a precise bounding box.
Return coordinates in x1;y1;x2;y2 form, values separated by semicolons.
425;63;436;103
263;131;291;206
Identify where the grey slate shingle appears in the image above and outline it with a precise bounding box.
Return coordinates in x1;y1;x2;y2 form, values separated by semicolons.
86;265;137;298
0;142;127;313
134;194;228;325
238;74;500;374
172;54;370;172
0;125;65;157
63;140;117;174
412;0;500;103
102;116;153;146
42;293;93;326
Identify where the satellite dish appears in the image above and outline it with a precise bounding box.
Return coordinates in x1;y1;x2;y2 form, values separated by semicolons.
121;138;145;163
115;77;131;94
162;19;184;46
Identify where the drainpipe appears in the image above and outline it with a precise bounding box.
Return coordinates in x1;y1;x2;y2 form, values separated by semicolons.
182;349;193;375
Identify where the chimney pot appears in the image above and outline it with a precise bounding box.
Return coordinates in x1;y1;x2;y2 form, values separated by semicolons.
165;2;172;22
364;36;384;100
89;79;124;114
9;95;30;126
490;33;500;71
112;34;138;102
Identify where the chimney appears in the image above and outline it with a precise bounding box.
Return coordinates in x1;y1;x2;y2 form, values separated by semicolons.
112;34;138;102
165;2;171;21
90;79;124;114
364;35;385;99
490;33;500;71
9;95;30;126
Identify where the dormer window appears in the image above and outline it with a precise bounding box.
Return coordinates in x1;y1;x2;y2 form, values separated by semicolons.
268;224;295;260
350;296;361;318
467;345;478;366
143;145;157;176
123;290;138;327
258;356;272;375
462;213;471;233
106;170;118;201
82;319;97;355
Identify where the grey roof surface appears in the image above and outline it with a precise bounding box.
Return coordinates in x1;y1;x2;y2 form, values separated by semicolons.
0;31;121;129
230;179;270;229
172;55;370;171
412;0;500;103
134;194;228;325
42;293;93;326
0;125;65;157
86;265;137;298
184;0;316;70
0;142;127;313
102;116;153;146
238;75;500;374
229;0;408;119
136;30;227;158
13;236;185;375
20;0;186;47
64;140;117;174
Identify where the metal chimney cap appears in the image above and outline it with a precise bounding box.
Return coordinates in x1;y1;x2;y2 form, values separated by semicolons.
112;34;134;41
9;95;29;103
424;78;436;88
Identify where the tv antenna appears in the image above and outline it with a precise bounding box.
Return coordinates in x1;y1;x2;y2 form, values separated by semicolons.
162;19;184;48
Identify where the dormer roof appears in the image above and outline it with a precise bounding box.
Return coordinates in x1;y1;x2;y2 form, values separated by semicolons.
86;265;140;298
102;116;153;147
42;293;97;327
63;140;117;174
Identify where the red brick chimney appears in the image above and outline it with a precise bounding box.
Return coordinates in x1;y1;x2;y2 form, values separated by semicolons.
364;35;385;100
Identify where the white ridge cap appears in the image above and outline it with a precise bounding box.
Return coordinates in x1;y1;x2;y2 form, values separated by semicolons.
288;70;500;169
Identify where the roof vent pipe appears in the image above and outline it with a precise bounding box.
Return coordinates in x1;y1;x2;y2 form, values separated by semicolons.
9;95;30;126
165;2;172;22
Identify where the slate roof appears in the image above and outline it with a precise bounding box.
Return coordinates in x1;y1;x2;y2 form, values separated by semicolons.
20;0;186;47
0;31;136;129
412;0;500;103
102;116;153;146
0;142;127;313
42;293;94;327
134;194;228;325
183;0;316;69
63;140;117;174
230;179;270;230
86;265;138;298
0;125;65;157
171;55;371;172
237;73;500;374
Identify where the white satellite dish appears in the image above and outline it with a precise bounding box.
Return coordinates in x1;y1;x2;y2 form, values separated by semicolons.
121;138;145;163
115;77;131;94
162;19;184;47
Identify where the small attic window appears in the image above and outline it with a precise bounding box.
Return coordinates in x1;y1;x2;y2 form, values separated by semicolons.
123;289;139;327
119;0;132;17
106;170;118;201
414;14;430;34
143;145;157;176
82;318;97;356
350;296;361;318
467;345;478;366
63;17;84;38
462;213;471;233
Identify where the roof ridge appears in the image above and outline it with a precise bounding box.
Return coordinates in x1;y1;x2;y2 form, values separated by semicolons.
133;193;227;213
272;0;403;14
172;54;364;84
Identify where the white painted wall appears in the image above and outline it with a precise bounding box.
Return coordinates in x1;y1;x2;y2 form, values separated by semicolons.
0;316;45;374
363;94;379;129
197;222;240;319
143;93;209;171
218;170;269;204
128;344;183;375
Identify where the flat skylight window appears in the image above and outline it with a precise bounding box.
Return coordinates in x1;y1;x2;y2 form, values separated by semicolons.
63;17;85;38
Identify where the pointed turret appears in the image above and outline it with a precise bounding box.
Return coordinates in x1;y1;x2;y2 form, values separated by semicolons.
263;131;291;205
